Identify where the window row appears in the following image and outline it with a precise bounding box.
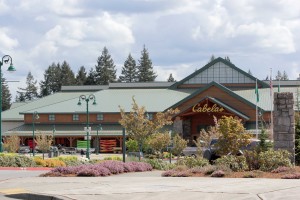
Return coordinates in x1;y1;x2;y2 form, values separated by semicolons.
48;114;104;121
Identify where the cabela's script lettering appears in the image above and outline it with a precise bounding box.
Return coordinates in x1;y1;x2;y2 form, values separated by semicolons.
192;103;224;113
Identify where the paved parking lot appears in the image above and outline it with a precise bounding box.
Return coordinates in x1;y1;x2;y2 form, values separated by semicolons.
1;169;300;200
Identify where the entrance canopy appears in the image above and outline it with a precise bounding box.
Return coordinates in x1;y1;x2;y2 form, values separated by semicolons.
177;96;250;120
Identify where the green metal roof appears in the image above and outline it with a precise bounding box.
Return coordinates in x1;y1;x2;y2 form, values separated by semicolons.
21;89;191;114
234;87;300;111
2;91;90;120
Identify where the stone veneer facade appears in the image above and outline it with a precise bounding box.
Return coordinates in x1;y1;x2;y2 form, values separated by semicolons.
273;92;295;163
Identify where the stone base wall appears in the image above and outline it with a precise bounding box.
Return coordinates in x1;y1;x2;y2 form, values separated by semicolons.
273;92;295;163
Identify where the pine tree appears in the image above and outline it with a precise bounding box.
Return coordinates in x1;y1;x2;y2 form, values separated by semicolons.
16;72;38;102
75;66;87;85
209;54;215;62
248;70;253;76
94;47;116;85
119;53;138;82
1;74;12;111
224;56;231;62
275;70;282;80
60;61;76;86
167;73;175;82
282;71;289;80
40;63;62;97
85;68;96;85
137;45;157;82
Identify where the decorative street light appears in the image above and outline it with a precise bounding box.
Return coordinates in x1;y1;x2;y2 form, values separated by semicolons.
32;111;39;156
77;94;96;159
0;55;16;152
52;125;56;146
96;124;102;155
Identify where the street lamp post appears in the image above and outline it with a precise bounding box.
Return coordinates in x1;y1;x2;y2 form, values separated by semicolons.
32;111;39;156
96;124;102;155
52;125;56;146
77;94;96;159
0;55;16;152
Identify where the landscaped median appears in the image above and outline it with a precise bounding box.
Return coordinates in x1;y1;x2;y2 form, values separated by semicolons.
41;160;152;177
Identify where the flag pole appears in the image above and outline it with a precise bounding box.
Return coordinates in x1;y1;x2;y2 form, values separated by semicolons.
270;68;273;139
255;79;258;139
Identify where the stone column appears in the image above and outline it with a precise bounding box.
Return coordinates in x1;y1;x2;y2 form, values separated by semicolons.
273;92;295;163
173;117;183;136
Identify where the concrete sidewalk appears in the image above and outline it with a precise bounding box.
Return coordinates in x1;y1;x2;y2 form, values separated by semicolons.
0;170;300;200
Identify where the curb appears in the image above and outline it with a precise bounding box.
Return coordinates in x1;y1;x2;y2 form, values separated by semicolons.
0;167;51;171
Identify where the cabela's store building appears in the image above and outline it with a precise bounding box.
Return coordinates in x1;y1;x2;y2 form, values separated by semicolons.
2;57;300;152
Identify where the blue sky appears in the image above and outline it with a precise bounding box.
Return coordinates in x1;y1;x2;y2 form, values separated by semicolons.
1;0;300;99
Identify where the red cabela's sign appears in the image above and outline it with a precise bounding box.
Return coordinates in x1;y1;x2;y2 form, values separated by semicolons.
192;103;224;113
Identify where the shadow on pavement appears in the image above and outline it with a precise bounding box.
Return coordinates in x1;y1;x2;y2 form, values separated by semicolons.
5;193;70;200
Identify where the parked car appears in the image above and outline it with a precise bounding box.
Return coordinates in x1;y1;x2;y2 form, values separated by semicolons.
203;139;260;162
181;140;206;157
181;147;198;157
18;146;31;154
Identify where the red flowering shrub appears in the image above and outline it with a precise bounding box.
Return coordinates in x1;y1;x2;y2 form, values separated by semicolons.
281;173;300;179
41;161;152;177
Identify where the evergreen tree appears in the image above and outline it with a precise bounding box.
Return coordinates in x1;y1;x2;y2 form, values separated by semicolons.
275;70;282;80
75;66;87;85
16;72;38;102
137;45;157;82
248;69;253;76
265;76;269;80
60;61;76;86
39;63;62;97
94;47;116;85
282;70;289;80
119;53;137;82
167;73;175;82
1;74;12;111
85;68;96;85
209;54;215;62
224;56;231;62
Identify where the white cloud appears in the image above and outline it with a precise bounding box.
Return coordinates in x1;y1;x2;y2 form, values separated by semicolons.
1;0;300;100
0;28;19;50
0;0;9;14
235;20;295;53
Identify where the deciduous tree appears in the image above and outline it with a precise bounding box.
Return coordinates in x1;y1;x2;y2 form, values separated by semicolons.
215;116;251;156
3;135;20;153
35;132;53;159
119;97;179;159
147;132;171;158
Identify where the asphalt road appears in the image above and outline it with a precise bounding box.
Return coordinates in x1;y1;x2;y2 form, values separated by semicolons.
1;169;300;200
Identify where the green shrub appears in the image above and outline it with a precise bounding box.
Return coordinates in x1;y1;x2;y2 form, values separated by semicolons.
243;150;260;171
214;155;248;172
57;156;83;166
176;157;209;168
104;156;122;161
0;154;35;167
126;139;139;152
143;158;175;170
258;149;292;171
